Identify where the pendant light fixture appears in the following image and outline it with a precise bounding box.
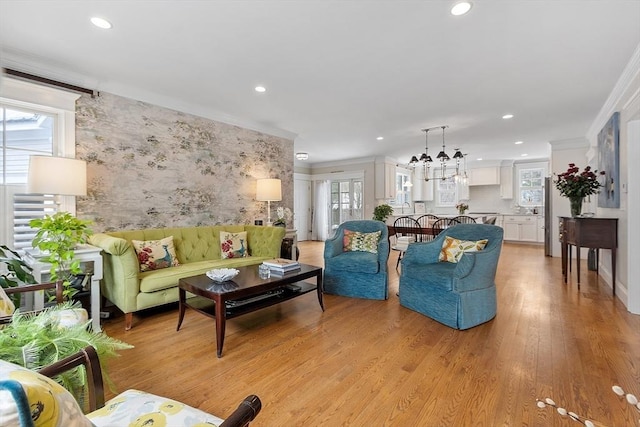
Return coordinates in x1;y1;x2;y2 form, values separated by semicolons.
410;125;464;181
409;127;434;181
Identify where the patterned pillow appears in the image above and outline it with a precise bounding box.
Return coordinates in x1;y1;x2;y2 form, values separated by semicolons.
0;359;92;427
220;231;249;259
131;236;180;272
439;236;488;263
87;389;225;427
0;286;15;317
343;230;381;254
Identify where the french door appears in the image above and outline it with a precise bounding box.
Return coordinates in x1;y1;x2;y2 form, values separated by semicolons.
330;178;363;232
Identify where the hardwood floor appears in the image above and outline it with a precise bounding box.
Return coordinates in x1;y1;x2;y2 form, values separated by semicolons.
102;241;640;426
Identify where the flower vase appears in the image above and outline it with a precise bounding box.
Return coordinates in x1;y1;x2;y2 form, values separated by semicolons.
569;196;584;217
458;209;467;215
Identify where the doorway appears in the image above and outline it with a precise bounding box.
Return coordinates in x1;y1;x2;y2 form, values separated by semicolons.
330;178;363;233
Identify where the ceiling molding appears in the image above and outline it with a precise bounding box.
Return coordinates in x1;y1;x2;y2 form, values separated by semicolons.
586;42;640;140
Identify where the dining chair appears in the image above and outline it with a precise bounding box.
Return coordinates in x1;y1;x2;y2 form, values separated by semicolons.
391;216;421;270
431;218;457;236
416;214;439;242
451;215;477;224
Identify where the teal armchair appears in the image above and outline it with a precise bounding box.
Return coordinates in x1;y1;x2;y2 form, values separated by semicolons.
399;224;503;329
324;220;389;300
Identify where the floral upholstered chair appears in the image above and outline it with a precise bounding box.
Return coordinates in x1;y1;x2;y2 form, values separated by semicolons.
323;220;389;300
0;346;261;427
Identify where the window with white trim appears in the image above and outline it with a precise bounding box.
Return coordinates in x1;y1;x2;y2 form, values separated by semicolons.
0;78;80;250
518;167;544;206
435;176;457;207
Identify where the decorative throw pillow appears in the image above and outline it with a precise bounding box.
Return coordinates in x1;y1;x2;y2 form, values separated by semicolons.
0;286;15;317
0;360;92;427
439;236;488;263
220;231;249;259
131;236;180;272
343;230;381;254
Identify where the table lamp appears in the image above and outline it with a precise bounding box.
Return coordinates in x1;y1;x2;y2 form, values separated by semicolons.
256;178;282;226
27;155;87;210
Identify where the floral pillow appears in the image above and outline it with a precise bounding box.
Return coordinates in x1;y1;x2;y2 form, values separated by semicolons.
0;359;92;427
220;231;248;259
131;236;180;272
439;236;488;263
343;230;381;254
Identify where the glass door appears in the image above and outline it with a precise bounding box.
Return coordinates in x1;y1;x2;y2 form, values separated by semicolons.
330;178;363;232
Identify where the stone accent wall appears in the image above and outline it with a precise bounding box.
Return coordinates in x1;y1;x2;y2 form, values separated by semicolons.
75;92;293;232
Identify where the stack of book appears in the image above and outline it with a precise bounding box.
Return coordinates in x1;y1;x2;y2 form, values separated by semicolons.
262;258;300;275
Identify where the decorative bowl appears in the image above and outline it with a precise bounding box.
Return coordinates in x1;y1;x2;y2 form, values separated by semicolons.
206;268;239;282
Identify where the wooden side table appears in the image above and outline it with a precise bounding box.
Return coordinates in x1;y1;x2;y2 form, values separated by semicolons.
22;244;104;331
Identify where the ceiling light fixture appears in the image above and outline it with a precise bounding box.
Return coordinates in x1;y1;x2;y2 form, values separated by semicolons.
515;140;524;145
90;17;112;29
376;136;384;140
409;125;465;182
295;152;309;161
451;1;472;16
521;153;528;157
255;86;266;93
502;114;514;119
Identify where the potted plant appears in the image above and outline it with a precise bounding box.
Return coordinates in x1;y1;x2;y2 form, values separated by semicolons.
373;204;394;222
29;212;93;300
0;245;37;307
273;207;292;227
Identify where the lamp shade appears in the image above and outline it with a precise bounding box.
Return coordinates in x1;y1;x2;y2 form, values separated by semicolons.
27;155;87;196
256;178;282;202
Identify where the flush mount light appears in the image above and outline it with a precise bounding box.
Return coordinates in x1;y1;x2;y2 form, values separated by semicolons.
515;141;524;145
376;136;384;140
255;86;266;93
90;17;112;29
451;1;472;16
502;114;514;119
295;152;309;161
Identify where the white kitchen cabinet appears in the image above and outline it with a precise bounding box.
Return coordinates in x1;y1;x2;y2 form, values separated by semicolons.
502;215;538;242
469;167;500;186
411;173;433;201
375;161;396;200
500;165;513;199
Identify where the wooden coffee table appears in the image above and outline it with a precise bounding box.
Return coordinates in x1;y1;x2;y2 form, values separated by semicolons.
177;263;323;357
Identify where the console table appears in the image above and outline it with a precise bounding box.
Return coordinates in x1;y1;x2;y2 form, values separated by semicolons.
22;244;103;331
559;217;618;294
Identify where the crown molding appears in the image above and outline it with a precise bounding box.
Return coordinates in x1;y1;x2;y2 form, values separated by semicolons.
586;42;640;139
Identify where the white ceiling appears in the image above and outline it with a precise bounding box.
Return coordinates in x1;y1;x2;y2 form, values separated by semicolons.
1;1;639;168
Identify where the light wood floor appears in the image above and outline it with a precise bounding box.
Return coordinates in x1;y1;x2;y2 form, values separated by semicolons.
102;241;640;426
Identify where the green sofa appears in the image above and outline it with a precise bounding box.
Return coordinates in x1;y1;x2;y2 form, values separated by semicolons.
89;225;286;330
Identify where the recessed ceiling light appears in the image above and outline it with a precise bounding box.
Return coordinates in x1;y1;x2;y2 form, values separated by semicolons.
451;1;472;16
255;86;266;93
476;157;483;161
521;153;528;157
515;141;524;145
90;17;112;29
502;114;514;119
376;136;384;140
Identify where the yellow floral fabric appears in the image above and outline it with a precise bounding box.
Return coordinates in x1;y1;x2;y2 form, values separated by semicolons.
0;286;15;317
87;389;225;427
439;236;488;263
0;359;91;427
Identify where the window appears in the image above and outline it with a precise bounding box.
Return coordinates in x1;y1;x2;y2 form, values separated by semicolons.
394;170;411;206
0;78;80;249
435;176;457;207
330;178;363;231
519;168;544;206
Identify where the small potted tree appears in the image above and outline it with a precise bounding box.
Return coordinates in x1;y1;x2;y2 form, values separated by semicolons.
373;204;394;222
1;245;37;307
29;212;93;300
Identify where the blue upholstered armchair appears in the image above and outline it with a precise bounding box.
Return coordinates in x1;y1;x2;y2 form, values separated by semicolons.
399;224;503;329
324;220;390;300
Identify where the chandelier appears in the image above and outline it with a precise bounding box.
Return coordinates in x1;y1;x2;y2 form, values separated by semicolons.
409;125;465;182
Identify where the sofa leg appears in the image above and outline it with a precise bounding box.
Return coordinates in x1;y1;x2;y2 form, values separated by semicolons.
125;313;133;331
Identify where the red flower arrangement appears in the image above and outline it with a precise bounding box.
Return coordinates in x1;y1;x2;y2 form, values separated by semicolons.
553;163;605;198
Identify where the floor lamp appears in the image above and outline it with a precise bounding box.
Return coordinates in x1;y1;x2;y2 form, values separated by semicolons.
256;178;282;226
27;155;87;212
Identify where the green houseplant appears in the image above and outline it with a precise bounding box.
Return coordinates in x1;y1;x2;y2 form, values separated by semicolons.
0;245;37;306
29;212;93;300
373;204;394;222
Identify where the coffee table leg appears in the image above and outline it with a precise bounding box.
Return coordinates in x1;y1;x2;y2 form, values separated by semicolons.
316;270;324;311
215;296;226;358
177;288;186;331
